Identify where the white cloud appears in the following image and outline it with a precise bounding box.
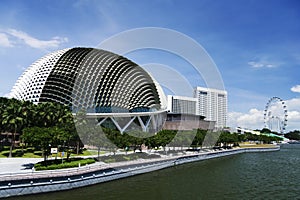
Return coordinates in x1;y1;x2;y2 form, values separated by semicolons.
228;109;264;130
285;98;300;110
248;61;276;68
0;33;13;47
291;85;300;93
287;110;300;121
0;29;68;49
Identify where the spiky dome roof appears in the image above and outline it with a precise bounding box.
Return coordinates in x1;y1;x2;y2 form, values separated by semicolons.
10;47;166;113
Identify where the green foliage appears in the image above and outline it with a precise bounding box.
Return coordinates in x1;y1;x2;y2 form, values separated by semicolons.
145;130;177;149
0;149;24;157
0;98;33;157
34;158;96;171
191;129;207;147
216;131;239;147
22;126;77;161
261;128;272;133
0;146;10;151
26;147;35;153
0;98;77;133
0;146;62;158
21;153;41;158
285;130;300;140
0;97;81;158
243;132;283;144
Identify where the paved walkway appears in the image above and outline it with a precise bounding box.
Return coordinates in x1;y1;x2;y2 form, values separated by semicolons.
0;158;44;174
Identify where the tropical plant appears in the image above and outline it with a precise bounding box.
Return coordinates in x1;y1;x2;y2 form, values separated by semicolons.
1;99;30;157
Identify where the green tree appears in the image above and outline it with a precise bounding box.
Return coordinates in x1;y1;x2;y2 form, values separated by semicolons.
0;97;10;132
261;128;272;133
33;102;70;127
1;99;28;157
22;126;71;161
217;131;238;147
285;130;300;140
191;129;207;148
74;110;118;158
0;98;81;158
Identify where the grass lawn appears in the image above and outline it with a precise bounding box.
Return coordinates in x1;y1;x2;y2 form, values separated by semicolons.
21;153;43;158
0;146;106;158
239;143;278;148
80;149;106;156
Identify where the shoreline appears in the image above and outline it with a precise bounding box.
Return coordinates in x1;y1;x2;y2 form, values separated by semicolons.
0;146;280;199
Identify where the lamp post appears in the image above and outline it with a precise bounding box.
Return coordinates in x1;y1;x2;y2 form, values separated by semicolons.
61;141;66;164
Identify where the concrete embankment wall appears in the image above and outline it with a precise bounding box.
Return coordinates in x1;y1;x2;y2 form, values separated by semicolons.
0;147;280;199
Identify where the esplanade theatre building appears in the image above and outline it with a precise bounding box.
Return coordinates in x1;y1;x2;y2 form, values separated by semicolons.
10;47;213;133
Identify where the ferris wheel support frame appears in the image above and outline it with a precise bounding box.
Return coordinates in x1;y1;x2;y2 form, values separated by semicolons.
263;96;288;134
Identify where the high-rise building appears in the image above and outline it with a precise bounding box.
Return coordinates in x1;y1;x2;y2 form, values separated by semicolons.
194;86;227;128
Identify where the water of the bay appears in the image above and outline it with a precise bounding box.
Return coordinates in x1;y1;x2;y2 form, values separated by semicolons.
11;144;300;200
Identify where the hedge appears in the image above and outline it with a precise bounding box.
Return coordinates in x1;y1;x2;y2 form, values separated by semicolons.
34;158;96;171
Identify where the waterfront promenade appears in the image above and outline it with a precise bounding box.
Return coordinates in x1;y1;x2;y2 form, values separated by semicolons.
0;146;280;198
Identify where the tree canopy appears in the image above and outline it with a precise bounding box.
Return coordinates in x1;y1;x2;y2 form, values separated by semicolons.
0;97;78;159
285;130;300;140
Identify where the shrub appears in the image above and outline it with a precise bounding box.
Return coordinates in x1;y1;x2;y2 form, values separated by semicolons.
26;147;35;153
34;158;96;171
34;151;43;156
1;149;24;157
0;150;10;157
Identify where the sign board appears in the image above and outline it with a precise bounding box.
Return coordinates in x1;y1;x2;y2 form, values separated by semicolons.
51;148;58;154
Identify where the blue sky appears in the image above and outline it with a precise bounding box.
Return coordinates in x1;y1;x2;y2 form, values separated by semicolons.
0;0;299;131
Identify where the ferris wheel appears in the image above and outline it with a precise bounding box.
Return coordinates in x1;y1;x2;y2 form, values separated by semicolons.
263;97;288;134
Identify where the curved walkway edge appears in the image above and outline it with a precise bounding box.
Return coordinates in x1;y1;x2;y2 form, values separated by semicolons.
0;146;280;199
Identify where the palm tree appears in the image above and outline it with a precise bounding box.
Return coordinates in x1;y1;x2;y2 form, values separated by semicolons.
34;102;56;127
2;99;25;157
0;97;10;133
34;102;71;127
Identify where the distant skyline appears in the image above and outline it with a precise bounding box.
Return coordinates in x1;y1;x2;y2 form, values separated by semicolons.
0;0;299;131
